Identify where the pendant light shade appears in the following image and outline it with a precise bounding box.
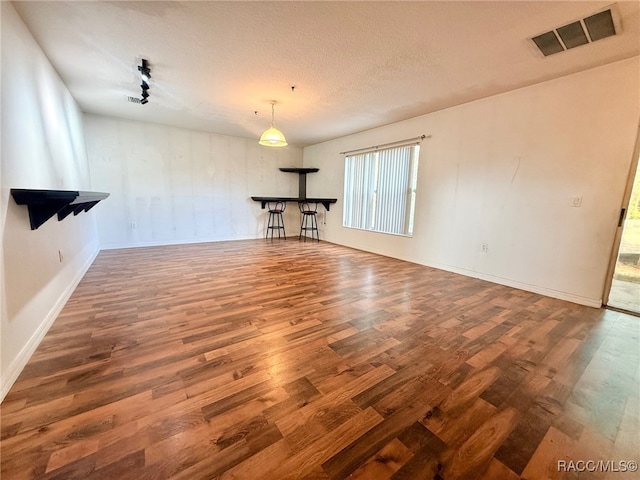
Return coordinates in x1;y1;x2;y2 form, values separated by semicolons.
259;127;288;147
259;101;287;147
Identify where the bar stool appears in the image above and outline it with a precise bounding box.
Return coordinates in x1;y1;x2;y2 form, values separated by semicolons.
298;201;319;242
266;201;286;240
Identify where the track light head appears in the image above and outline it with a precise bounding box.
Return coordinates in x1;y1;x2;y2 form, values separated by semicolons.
138;59;151;82
140;98;148;105
141;90;149;99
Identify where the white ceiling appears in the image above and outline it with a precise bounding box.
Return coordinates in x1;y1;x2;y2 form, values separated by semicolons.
12;1;640;147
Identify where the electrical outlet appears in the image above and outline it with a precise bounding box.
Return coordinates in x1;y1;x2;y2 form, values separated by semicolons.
571;196;582;207
480;243;489;253
58;250;63;262
130;221;137;229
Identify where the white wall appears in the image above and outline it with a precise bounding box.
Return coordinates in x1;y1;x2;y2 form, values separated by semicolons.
304;57;640;307
84;115;304;248
1;2;100;401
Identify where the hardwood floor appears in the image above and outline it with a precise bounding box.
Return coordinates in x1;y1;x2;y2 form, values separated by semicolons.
1;239;638;479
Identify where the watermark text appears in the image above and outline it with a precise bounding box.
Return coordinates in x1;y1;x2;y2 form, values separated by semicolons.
558;460;638;473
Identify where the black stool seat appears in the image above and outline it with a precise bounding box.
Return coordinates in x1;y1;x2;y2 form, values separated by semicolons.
298;201;319;242
266;201;286;240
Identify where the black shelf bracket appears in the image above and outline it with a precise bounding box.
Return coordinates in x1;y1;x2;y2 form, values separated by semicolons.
279;167;319;199
11;189;110;230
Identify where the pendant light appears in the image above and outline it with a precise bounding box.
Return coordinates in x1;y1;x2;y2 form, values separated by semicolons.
259;101;288;147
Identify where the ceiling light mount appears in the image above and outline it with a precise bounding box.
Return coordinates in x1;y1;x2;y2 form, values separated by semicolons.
259;100;287;147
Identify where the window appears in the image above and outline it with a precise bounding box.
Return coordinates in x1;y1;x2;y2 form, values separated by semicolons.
343;143;420;236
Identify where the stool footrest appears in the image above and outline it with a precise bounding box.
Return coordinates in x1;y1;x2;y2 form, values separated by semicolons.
266;210;286;240
298;211;319;243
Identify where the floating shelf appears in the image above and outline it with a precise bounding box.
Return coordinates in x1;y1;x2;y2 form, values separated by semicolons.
11;189;110;230
278;168;319;174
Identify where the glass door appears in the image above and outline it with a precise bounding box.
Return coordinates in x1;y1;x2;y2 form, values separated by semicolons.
606;138;640;314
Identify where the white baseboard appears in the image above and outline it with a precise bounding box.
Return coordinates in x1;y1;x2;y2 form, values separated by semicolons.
0;247;100;403
426;260;603;308
329;240;603;309
99;234;260;250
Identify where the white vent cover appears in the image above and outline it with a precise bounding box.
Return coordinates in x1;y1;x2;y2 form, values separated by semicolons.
127;96;142;104
531;5;621;57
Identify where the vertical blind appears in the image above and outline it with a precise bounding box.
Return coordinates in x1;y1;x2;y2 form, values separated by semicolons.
343;144;420;236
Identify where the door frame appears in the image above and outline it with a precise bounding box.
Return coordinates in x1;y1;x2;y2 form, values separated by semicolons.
603;126;640;308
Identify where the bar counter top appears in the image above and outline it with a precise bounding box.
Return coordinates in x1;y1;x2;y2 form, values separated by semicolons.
251;197;337;211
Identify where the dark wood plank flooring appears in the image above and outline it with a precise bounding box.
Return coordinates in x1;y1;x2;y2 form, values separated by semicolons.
1;240;638;479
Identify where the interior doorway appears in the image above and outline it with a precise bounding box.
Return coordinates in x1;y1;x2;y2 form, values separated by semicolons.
605;133;640;314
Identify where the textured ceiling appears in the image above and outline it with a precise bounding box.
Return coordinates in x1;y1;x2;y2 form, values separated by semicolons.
11;1;640;147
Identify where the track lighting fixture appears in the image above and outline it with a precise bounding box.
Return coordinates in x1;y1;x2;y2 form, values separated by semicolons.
135;58;151;105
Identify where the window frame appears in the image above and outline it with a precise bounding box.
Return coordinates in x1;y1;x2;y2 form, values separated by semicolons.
342;143;420;237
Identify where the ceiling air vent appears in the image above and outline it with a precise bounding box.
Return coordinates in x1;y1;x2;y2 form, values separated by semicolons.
531;5;620;57
584;10;617;41
127;96;142;104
